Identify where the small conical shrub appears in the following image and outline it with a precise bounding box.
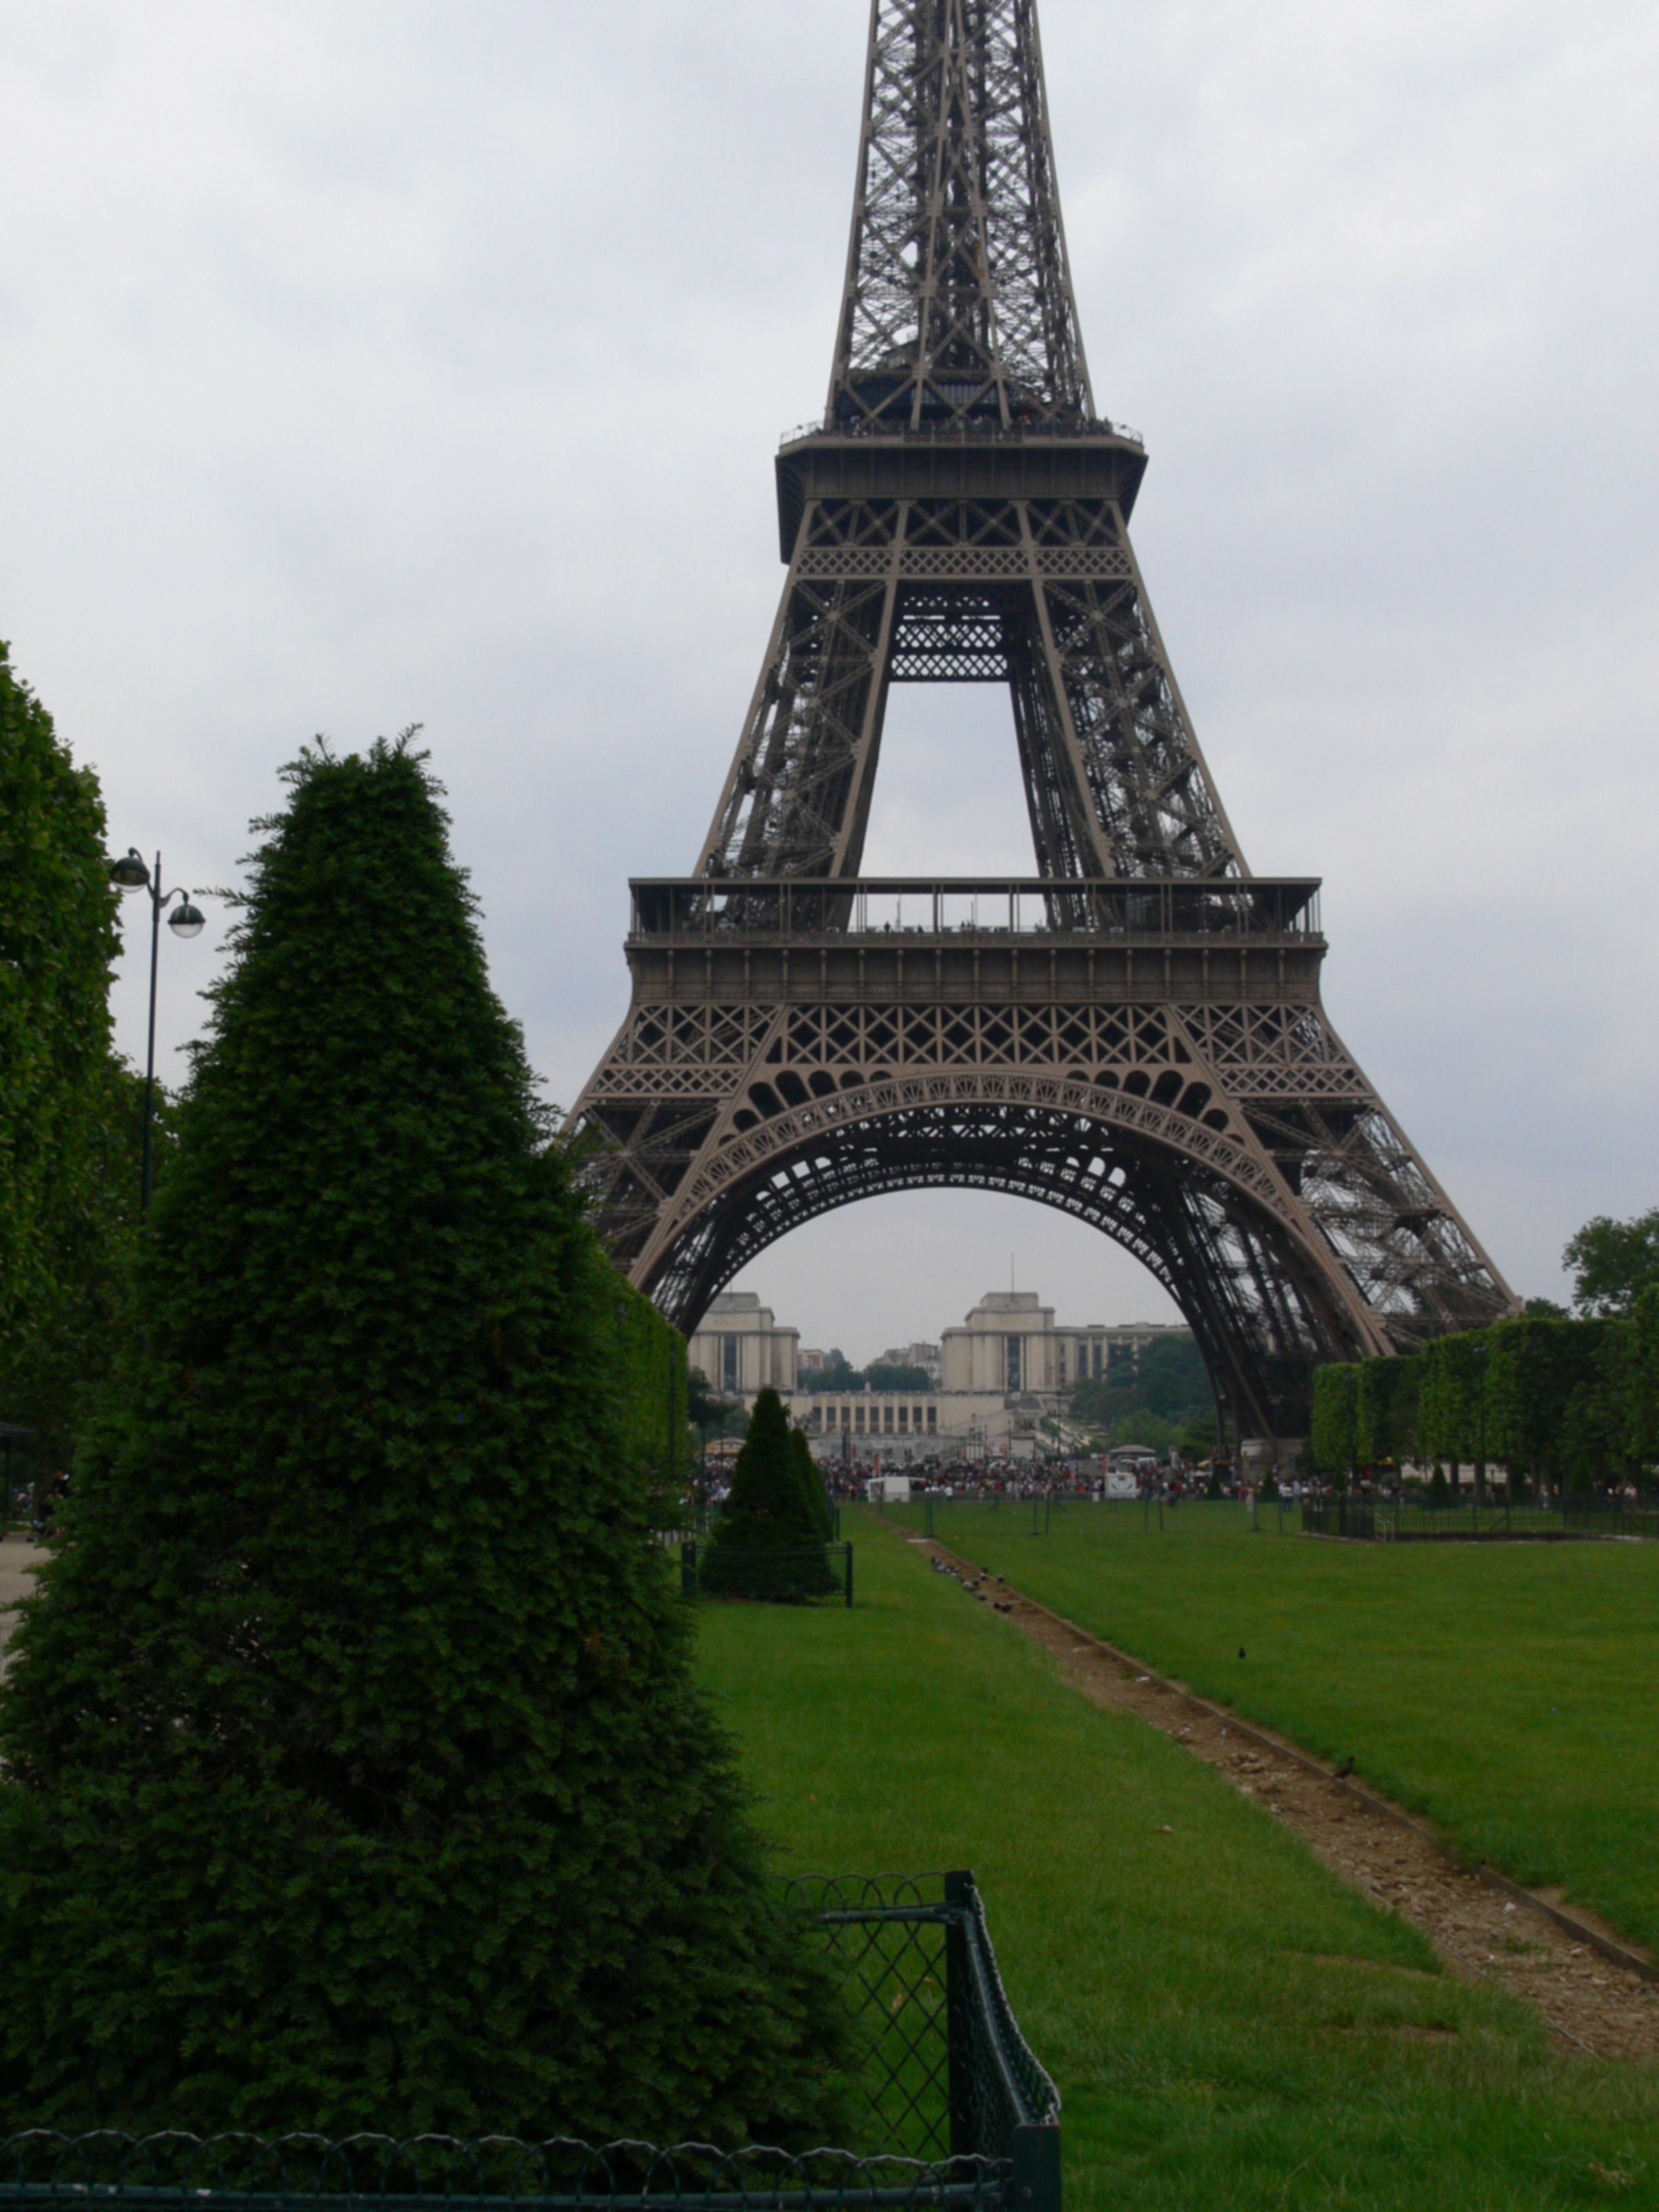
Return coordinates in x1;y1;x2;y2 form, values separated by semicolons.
703;1389;834;1601
0;741;849;2143
790;1426;834;1540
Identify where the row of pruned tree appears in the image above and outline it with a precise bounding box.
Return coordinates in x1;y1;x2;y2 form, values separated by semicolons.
1311;1296;1659;1487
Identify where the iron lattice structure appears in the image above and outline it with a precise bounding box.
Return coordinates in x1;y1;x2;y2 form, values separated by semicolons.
570;0;1514;1439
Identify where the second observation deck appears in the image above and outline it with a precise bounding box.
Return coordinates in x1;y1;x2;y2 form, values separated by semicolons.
629;877;1322;944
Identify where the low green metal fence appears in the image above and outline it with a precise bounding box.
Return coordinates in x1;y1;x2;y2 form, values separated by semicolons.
1303;1496;1659;1542
680;1542;854;1608
0;1874;1058;2212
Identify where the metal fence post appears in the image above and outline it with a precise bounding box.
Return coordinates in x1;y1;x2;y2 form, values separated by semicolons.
943;1871;977;2159
844;1544;854;1610
1011;2123;1063;2212
680;1541;698;1601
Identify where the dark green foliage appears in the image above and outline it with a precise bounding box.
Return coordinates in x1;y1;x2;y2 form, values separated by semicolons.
1070;1332;1208;1437
703;1389;835;1601
1633;1287;1659;1475
1175;1411;1218;1460
1428;1465;1452;1505
789;1427;833;1540
0;741;849;2143
1563;1208;1659;1317
1484;1316;1609;1483
1416;1334;1490;1468
861;1363;933;1393
0;646;137;1466
799;1352;859;1393
1309;1363;1358;1475
1559;1320;1637;1490
598;1271;693;1523
1354;1354;1419;1467
1257;1469;1280;1501
1111;1408;1175;1455
1315;1304;1659;1496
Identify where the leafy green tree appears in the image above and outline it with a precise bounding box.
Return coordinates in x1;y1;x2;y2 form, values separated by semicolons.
800;1351;859;1392
1071;1334;1208;1435
1632;1286;1659;1479
0;1065;182;1480
1559;1322;1637;1490
1564;1209;1659;1318
1176;1411;1218;1460
1111;1408;1174;1454
1355;1355;1420;1467
0;644;130;1467
1133;1335;1211;1419
1310;1363;1359;1475
0;739;848;2143
1416;1333;1492;1480
863;1362;933;1393
703;1387;835;1600
1484;1316;1608;1486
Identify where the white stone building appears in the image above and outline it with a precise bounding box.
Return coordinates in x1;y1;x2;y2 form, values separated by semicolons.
686;1291;799;1399
941;1290;1187;1395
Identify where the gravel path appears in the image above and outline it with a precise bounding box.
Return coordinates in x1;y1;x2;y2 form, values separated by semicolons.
913;1533;1659;2064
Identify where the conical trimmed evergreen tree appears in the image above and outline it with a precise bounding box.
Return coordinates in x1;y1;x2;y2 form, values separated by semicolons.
0;741;848;2142
790;1426;834;1540
702;1390;834;1601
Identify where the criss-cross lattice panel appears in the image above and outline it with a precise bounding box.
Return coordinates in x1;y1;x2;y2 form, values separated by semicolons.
786;1876;955;2160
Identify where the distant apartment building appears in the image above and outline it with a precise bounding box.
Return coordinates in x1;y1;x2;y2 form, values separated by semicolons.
877;1341;943;1385
687;1291;799;1399
941;1290;1186;1395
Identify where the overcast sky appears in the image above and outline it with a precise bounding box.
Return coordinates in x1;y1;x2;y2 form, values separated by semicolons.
3;0;1656;1361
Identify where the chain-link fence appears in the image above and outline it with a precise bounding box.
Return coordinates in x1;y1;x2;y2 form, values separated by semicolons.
0;1875;1059;2212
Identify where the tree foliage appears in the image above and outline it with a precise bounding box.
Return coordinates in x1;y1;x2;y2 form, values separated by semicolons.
1309;1364;1358;1475
1355;1354;1420;1467
1071;1333;1209;1439
0;740;848;2142
703;1389;835;1599
1483;1317;1608;1482
790;1426;833;1540
1564;1209;1659;1318
0;644;136;1468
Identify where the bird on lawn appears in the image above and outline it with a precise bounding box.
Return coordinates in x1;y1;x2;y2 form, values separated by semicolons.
1237;1647;1246;1660
1334;1756;1355;1780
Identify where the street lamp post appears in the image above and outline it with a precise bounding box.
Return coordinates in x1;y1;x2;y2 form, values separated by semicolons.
108;848;205;1214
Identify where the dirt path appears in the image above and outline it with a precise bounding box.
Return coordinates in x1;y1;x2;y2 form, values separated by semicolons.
911;1534;1659;2063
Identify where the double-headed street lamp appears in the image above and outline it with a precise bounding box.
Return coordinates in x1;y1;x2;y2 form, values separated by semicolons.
108;848;206;1214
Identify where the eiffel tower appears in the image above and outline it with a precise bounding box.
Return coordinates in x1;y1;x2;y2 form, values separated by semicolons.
570;0;1515;1442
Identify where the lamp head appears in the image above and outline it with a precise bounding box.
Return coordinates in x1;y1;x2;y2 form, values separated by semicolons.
169;899;206;940
109;849;150;890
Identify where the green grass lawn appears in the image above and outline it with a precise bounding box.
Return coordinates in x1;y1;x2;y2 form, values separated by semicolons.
888;1497;1659;1956
695;1510;1659;2211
